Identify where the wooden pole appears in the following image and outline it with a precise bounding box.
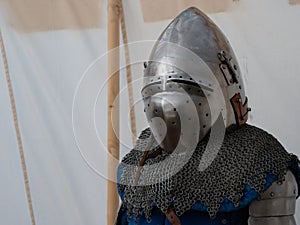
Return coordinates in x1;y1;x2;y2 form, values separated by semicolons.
107;0;120;225
119;2;137;145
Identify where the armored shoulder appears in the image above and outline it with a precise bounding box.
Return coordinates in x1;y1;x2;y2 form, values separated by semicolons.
249;170;298;225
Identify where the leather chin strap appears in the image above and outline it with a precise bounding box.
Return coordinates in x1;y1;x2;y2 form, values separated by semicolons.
166;208;182;225
230;93;251;126
135;136;182;225
134;136;154;185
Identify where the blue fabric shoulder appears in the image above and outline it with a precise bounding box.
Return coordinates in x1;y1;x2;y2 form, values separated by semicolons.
191;173;277;212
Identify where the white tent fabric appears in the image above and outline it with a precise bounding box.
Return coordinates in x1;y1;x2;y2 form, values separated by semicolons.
0;0;300;224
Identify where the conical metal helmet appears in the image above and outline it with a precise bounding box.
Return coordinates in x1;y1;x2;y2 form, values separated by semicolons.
142;7;250;153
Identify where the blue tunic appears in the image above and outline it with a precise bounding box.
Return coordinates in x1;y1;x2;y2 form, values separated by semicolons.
116;124;300;225
116;163;300;225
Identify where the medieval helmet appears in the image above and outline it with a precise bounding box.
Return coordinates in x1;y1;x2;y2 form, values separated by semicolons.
142;7;250;153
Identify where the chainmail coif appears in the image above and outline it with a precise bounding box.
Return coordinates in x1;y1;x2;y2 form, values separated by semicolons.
119;124;299;221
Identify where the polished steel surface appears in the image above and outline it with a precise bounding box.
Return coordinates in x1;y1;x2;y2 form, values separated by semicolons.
249;170;298;224
143;82;210;153
248;216;296;225
142;7;247;151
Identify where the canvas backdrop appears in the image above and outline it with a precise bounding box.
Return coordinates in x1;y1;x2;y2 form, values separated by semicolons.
0;0;300;224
